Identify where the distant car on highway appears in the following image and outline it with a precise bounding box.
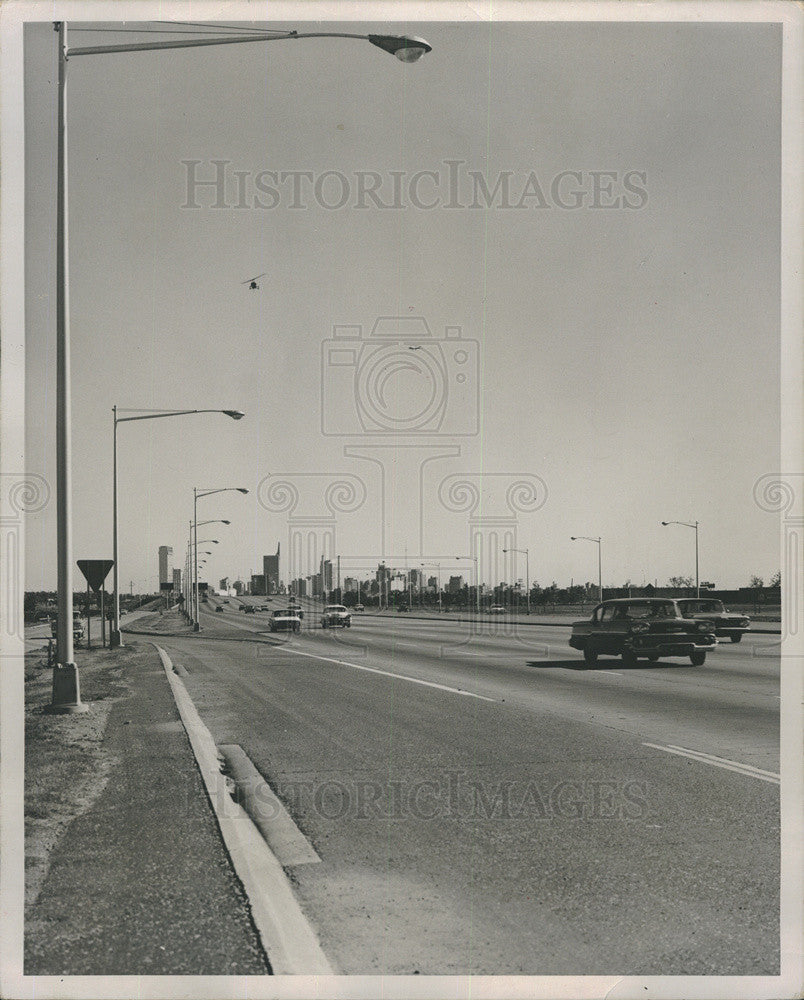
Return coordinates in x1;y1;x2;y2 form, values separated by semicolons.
215;606;223;613
321;604;351;628
397;603;409;613
354;604;365;612
239;605;246;611
674;598;750;643
259;605;269;612
269;608;301;633
50;617;85;643
569;598;716;666
223;599;230;604
489;605;507;614
244;605;256;614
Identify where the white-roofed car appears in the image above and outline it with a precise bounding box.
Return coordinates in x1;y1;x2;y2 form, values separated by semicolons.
674;598;750;643
268;608;302;633
321;605;351;628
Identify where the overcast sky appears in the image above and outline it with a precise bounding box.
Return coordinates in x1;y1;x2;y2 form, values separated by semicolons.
22;11;783;593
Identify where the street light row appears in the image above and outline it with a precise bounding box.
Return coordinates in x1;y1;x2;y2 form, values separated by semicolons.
51;20;433;712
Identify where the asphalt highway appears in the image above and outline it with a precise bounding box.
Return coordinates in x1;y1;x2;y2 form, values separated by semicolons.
159;599;779;975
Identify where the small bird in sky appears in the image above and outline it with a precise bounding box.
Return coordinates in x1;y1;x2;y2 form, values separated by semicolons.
242;273;266;290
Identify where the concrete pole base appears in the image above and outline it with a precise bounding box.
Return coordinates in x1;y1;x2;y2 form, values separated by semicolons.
193;622;200;632
46;664;89;714
109;629;122;648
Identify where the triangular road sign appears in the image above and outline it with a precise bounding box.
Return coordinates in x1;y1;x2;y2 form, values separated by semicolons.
77;559;114;594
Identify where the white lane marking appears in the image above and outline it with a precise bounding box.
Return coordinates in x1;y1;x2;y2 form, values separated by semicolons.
154;644;333;974
643;742;780;785
597;670;623;676
283;647;496;702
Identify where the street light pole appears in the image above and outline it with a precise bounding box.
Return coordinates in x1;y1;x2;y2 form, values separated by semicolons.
111;407;243;646
193;487;248;630
571;536;602;603
455;556;480;614
52;20;430;706
503;548;530;615
661;520;700;597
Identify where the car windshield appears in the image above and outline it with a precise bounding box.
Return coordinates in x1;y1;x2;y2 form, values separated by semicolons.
325;606;347;613
678;600;725;613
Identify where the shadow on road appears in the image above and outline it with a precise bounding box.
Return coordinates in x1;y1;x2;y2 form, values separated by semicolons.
525;658;698;671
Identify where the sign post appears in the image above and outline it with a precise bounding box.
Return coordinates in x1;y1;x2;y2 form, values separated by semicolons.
77;561;114;650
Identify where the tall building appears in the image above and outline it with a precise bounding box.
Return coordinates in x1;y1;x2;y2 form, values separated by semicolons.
158;546;173;586
219;577;229;593
263;545;280;594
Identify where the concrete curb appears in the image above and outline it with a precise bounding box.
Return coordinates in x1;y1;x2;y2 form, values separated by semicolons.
153;643;334;975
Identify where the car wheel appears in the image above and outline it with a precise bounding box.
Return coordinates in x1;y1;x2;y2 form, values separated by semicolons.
583;647;598;665
622;649;638;667
730;635;742;643
690;650;706;666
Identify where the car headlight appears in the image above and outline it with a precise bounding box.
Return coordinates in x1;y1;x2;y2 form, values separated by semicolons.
697;621;711;632
631;621;650;633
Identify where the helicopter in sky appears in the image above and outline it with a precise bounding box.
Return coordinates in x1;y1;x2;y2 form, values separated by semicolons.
242;273;266;290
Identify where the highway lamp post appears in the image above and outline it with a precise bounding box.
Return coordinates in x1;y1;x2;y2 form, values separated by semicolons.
191;519;230;617
421;562;442;613
503;548;530;615
193;542;218;619
570;536;602;603
51;21;431;706
111;407;243;648
661;520;700;597
455;556;480;615
193;487;248;630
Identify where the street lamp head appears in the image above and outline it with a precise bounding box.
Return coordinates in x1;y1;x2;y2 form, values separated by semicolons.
661;522;669;526
221;520;231;525
223;410;245;420
570;537;577;541
237;488;249;494
368;34;432;62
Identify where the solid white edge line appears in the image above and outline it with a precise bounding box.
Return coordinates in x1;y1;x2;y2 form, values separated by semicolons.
643;742;780;784
153;643;334;975
664;744;781;778
283;647;497;701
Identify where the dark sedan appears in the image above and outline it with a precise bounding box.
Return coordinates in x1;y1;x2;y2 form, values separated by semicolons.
569;598;716;666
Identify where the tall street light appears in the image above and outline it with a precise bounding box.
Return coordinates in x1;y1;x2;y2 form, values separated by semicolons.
661;520;700;597
421;562;442;613
455;556;480;614
502;548;530;615
571;536;602;603
51;21;430;708
193;487;249;630
111;407;243;648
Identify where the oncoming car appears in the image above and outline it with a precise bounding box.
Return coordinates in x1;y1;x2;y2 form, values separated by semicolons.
569;598;716;666
268;608;301;633
489;605;507;614
674;598;750;643
321;605;351;628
